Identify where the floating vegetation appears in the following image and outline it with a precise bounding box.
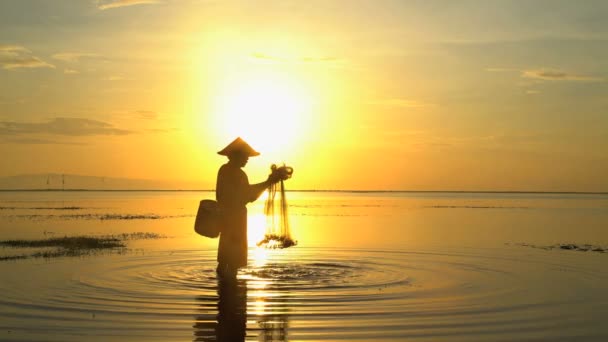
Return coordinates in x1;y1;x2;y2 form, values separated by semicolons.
0;255;29;261
0;232;167;261
0;206;88;210
289;203;397;208
426;205;529;209
113;232;166;240
509;242;607;254
7;213;192;221
0;236;124;249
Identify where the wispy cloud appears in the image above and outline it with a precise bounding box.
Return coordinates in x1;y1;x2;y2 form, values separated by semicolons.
485;66;604;83
0;45;55;70
0;97;26;105
425;133;551;151
64;68;79;74
51;52;101;63
1;137;87;145
485;67;517;72
102;75;126;81
96;0;161;10
369;128;551;151
521;68;603;82
146;128;174;133
0;117;133;136
250;52;343;65
0;45;28;53
133;110;157;119
110;109;159;120
368;98;437;108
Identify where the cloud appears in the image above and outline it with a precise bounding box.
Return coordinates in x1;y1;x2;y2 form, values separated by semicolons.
103;75;126;81
133;110;157;119
0;97;26;105
250;52;343;65
51;52;101;63
64;68;79;74
0;45;55;70
110;109;162;120
0;117;133;136
442;133;551;149
521;69;603;82
0;45;29;53
251;53;282;61
369;98;437;108
374;128;550;151
485;67;516;72
96;0;161;10
146;128;174;133
1;137;86;145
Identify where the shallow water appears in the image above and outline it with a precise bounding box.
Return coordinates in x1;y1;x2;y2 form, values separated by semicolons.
0;191;607;341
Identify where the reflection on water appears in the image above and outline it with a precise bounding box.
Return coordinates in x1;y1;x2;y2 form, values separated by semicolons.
193;271;289;341
193;278;288;341
250;279;289;342
193;279;248;341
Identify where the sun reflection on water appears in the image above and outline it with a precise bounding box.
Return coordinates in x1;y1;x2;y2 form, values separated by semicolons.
251;246;269;268
248;213;267;247
249;281;271;317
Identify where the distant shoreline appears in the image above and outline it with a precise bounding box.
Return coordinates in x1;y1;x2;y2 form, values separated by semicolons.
0;189;606;195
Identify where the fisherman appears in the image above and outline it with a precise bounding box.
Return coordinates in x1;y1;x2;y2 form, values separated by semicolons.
215;137;284;278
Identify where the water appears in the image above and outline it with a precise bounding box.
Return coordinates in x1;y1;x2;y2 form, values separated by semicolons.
0;191;607;341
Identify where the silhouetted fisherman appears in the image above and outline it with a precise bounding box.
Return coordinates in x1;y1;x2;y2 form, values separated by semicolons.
215;137;284;278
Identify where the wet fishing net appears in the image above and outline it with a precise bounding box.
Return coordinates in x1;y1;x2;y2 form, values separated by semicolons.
257;165;296;249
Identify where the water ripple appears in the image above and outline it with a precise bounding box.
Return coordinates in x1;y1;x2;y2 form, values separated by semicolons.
0;247;606;341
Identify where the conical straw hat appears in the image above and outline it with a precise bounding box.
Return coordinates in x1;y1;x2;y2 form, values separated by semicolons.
217;137;260;157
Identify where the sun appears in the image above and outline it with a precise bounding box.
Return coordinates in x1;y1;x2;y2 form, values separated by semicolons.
210;70;313;158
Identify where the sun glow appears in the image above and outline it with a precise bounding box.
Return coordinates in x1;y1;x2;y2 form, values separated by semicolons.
210;71;313;158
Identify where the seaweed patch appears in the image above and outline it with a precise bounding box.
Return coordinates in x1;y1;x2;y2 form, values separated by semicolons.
508;242;607;254
426;205;529;209
0;206;88;210
7;213;192;220
0;232;166;261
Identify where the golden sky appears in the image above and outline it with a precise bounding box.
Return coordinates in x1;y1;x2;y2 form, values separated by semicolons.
1;0;607;191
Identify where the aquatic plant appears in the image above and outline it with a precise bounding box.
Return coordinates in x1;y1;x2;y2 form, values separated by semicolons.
0;255;28;261
8;213;192;220
0;232;167;261
509;242;607;253
0;236;124;249
0;206;87;210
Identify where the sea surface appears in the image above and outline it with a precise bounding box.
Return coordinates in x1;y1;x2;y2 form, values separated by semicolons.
0;190;607;341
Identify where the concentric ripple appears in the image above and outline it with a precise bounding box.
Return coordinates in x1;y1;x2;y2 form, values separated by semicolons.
0;247;607;341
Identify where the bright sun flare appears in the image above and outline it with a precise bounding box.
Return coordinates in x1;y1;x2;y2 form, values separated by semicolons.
211;72;312;157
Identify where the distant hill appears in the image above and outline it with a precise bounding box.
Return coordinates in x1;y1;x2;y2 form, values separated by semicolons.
0;174;209;190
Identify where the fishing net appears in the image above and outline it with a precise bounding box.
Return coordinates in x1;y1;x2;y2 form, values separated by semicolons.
257;165;296;249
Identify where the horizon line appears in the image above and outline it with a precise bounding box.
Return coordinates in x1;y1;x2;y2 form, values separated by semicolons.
0;189;606;195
